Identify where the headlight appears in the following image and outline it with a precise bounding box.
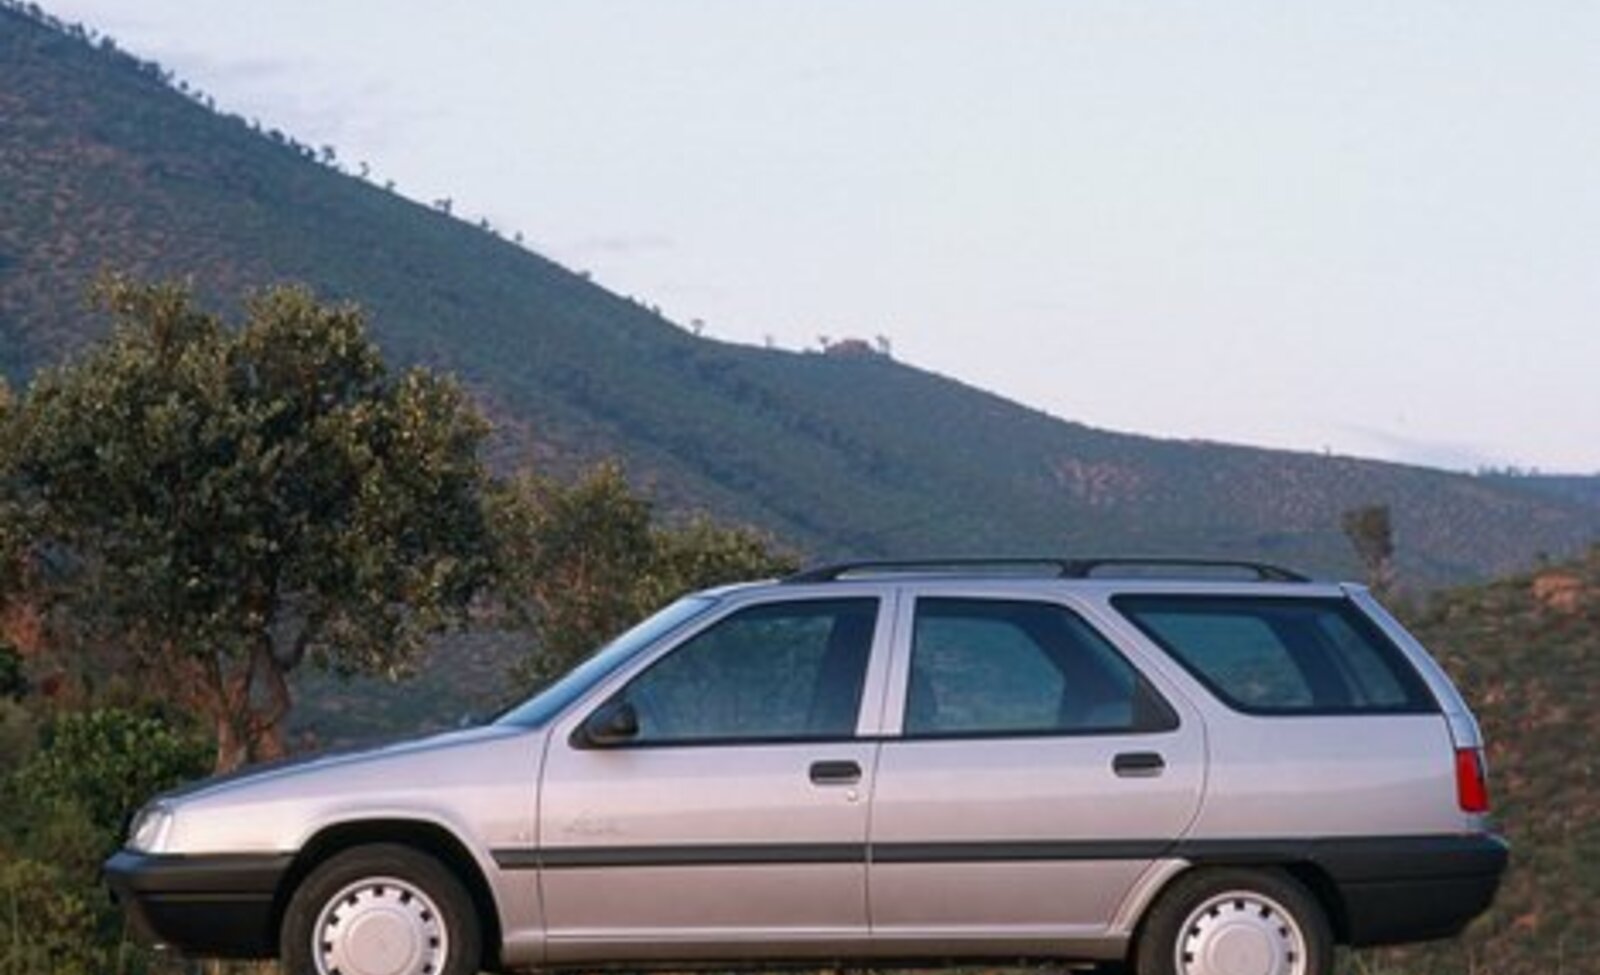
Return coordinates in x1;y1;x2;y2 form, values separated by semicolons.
127;803;174;853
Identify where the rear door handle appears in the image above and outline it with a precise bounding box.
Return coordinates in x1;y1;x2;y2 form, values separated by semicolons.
809;760;862;785
1112;752;1165;778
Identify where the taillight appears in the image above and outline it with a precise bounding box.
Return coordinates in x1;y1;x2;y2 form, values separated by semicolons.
1456;747;1490;813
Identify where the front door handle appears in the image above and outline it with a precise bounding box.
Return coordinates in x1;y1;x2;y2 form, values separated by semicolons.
1112;751;1166;778
809;760;862;785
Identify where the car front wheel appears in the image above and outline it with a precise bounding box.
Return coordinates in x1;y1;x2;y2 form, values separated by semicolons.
1134;867;1332;975
280;843;482;975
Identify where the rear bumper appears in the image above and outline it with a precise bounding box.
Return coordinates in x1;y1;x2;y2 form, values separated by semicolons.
103;850;293;958
1182;832;1507;946
1316;834;1509;946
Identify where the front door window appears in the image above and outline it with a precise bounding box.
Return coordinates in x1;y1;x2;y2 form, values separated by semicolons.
622;597;878;743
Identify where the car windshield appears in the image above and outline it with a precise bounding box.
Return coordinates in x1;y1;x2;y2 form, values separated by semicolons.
494;596;718;728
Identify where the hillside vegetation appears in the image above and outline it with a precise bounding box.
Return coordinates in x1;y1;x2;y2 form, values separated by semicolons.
1;4;1598;584
1363;548;1600;974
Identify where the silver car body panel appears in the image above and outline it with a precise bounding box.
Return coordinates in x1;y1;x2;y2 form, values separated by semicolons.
149;724;549;963
533;588;894;961
1084;582;1481;838
866;584;1205;947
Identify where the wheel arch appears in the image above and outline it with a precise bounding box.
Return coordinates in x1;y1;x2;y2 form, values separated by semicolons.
1280;861;1350;943
1124;860;1345;974
1126;859;1352;951
273;818;505;972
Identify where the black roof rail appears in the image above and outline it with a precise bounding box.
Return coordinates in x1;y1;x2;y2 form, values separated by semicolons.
782;557;1309;584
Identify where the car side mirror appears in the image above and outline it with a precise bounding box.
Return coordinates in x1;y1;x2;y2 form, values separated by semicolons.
575;698;639;748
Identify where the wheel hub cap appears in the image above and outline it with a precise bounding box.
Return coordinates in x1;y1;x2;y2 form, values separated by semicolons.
315;877;448;975
1178;890;1307;975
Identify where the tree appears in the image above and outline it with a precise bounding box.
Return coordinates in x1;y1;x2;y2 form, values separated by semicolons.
0;378;20;591
1342;504;1396;597
492;463;797;690
0;644;21;700
10;278;494;771
0;379;40;659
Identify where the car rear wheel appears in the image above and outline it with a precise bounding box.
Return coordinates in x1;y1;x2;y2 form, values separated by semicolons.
1134;868;1331;975
281;843;482;975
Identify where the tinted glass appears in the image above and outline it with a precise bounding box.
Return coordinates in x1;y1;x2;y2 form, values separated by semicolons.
1113;595;1436;714
624;598;877;743
906;598;1173;736
496;597;715;728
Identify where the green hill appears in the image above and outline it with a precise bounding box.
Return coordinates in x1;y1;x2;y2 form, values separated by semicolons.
1500;474;1600;509
1364;548;1600;974
2;3;1598;585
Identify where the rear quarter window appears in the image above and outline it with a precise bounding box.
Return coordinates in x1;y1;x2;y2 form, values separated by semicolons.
1112;595;1437;715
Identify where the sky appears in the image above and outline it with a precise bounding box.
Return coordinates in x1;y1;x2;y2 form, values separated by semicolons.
37;1;1600;473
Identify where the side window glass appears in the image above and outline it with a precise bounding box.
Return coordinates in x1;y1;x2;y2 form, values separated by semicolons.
1121;612;1313;709
624;598;877;743
906;598;1169;737
1113;595;1436;715
1316;612;1413;707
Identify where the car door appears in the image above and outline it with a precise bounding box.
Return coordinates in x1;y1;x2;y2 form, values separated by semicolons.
538;593;892;963
867;589;1205;951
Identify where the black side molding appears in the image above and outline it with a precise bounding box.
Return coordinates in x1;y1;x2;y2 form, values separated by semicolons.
496;839;1186;870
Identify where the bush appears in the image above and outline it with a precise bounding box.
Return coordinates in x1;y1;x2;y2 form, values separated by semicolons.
11;707;210;847
0;645;21;700
0;707;209;974
0;856;109;975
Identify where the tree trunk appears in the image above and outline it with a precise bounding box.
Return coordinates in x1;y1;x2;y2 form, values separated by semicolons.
187;635;295;774
212;713;250;775
248;635;292;763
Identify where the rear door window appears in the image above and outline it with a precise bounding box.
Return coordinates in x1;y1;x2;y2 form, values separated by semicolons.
905;598;1177;736
1112;595;1436;715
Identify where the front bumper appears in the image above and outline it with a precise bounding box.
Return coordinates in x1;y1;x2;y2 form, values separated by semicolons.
103;849;294;958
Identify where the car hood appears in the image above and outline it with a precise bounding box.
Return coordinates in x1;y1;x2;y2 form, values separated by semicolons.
159;723;530;806
145;721;545;855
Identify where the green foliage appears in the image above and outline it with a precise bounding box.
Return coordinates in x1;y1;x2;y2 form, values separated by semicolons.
1354;546;1600;974
11;707;209;846
1342;503;1396;596
0;856;108;975
493;463;797;690
0;706;207;975
645;515;801;607
0;380;24;604
492;463;655;685
9;277;494;769
0;647;20;701
0;698;36;776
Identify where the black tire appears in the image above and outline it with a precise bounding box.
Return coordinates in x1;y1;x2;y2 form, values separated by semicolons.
1134;867;1332;975
280;843;482;975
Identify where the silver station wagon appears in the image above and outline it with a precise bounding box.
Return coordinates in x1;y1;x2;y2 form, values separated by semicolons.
105;559;1507;975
